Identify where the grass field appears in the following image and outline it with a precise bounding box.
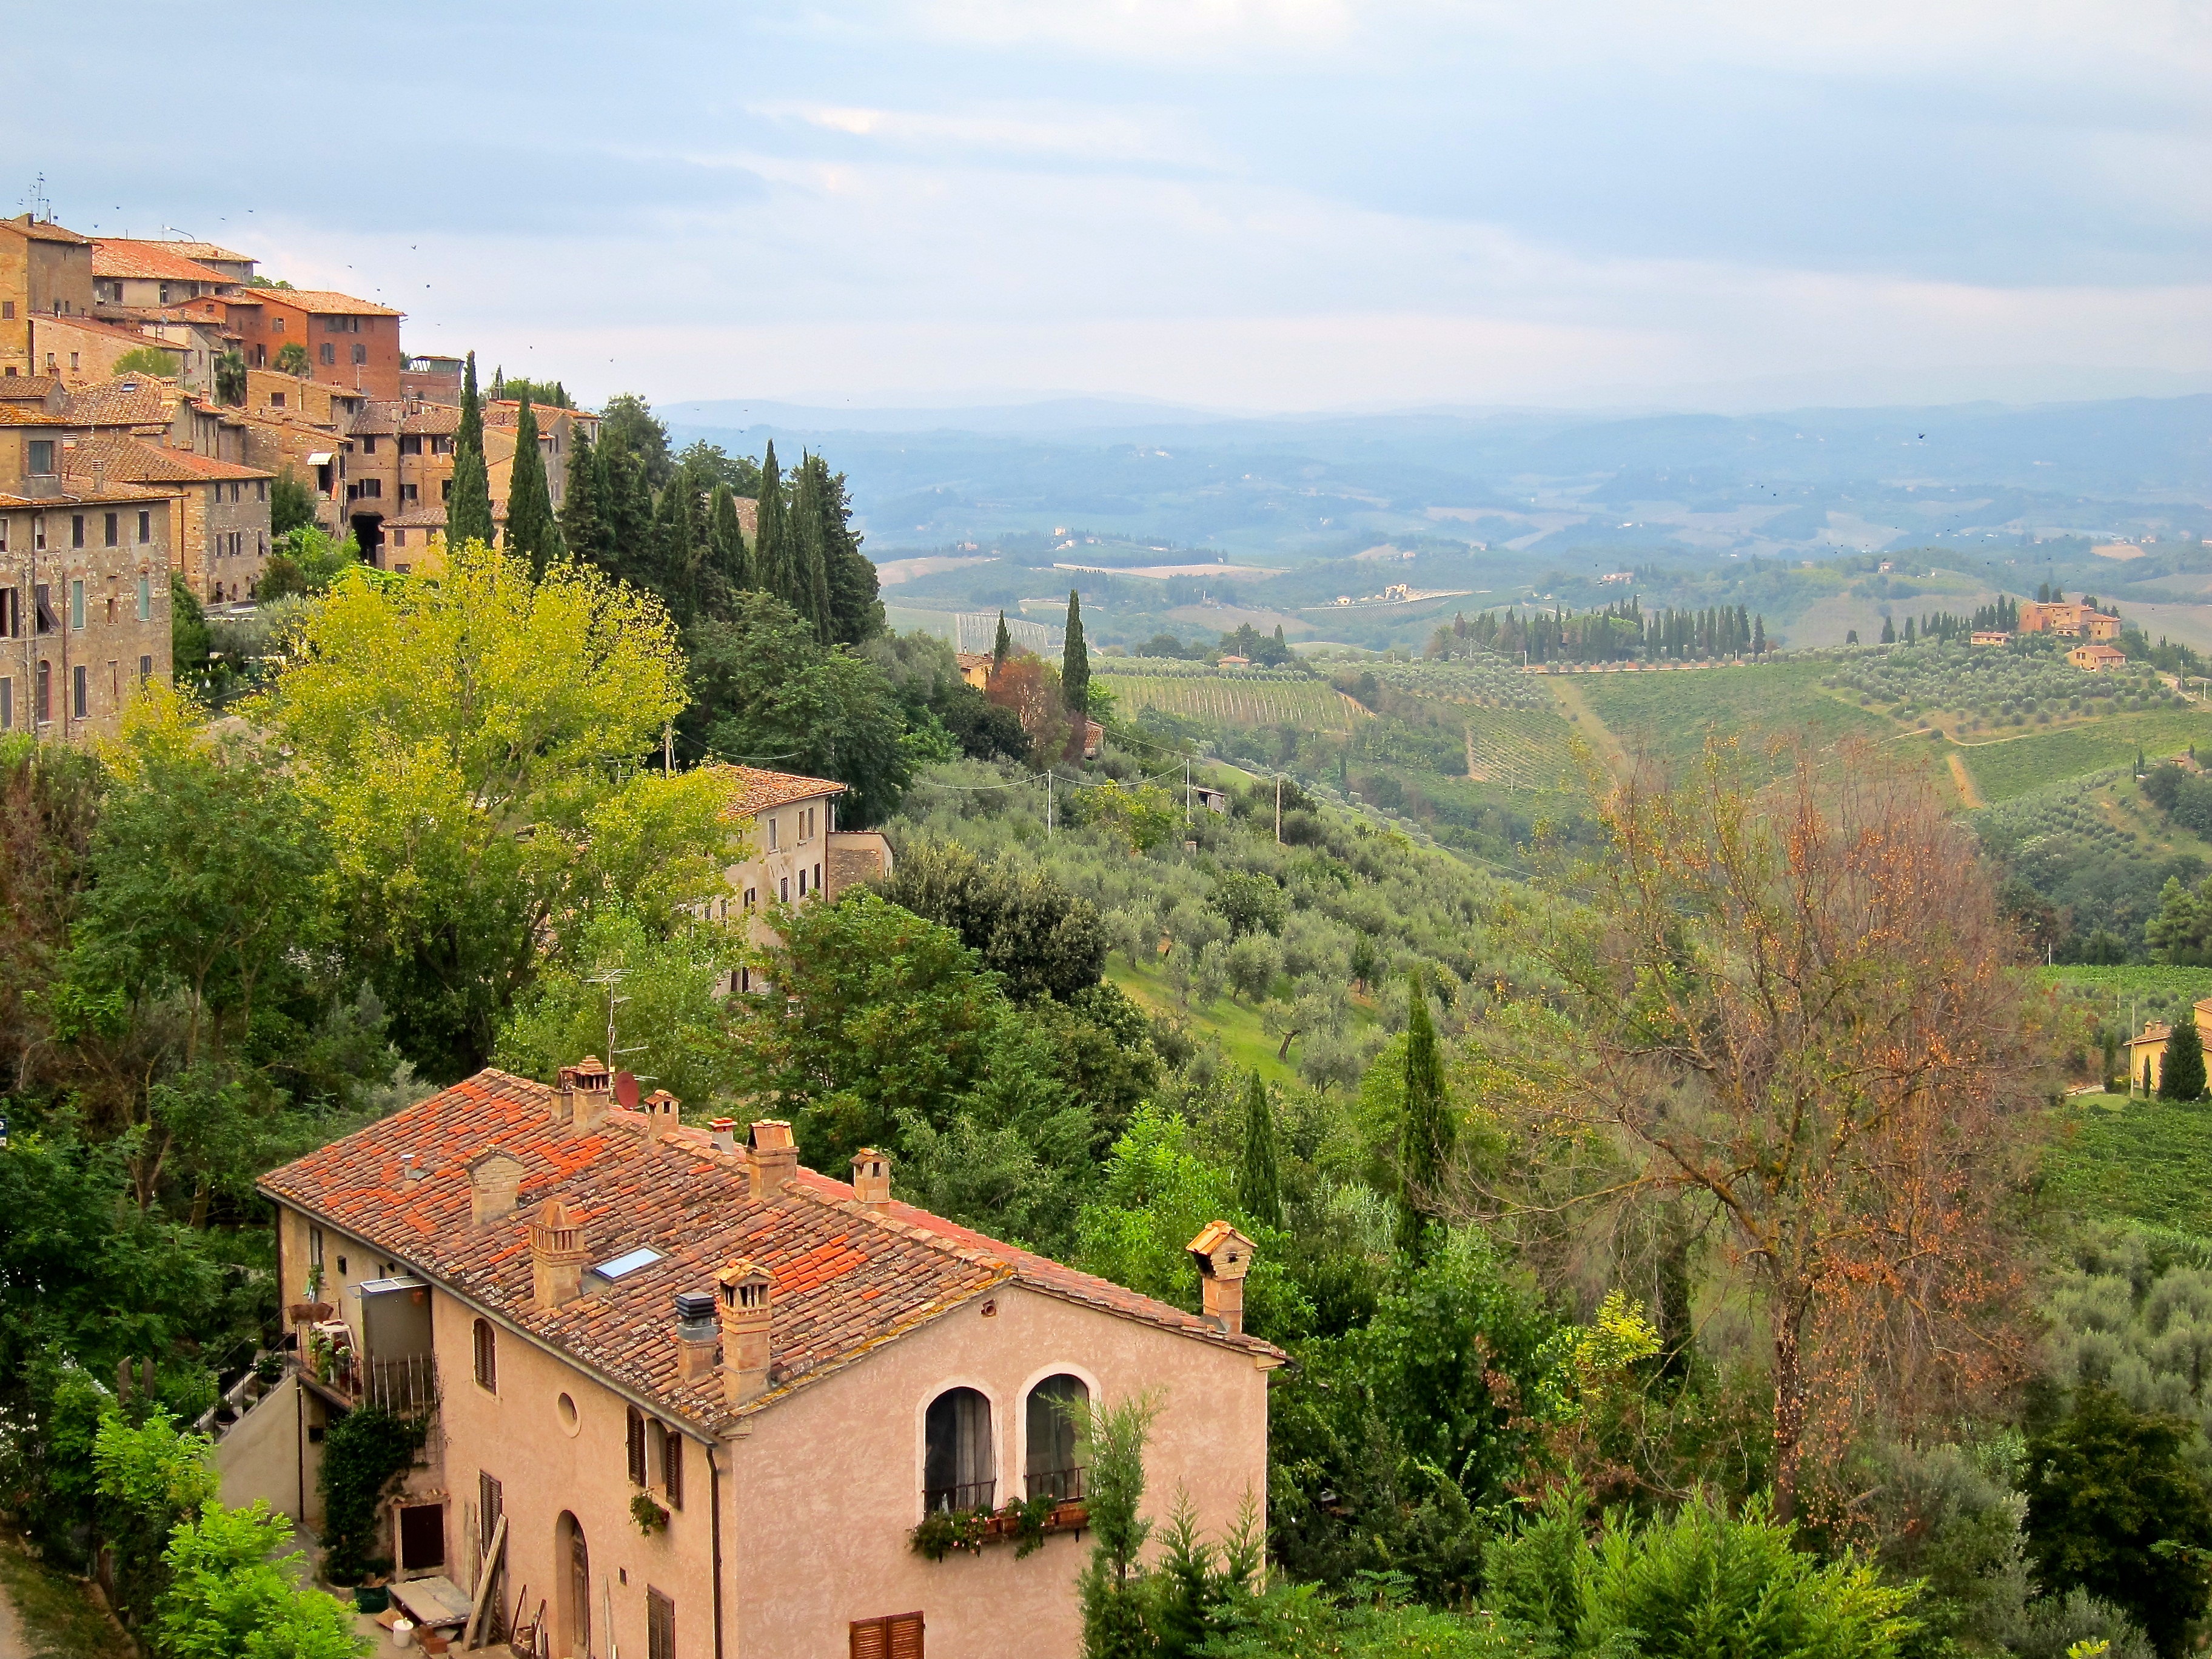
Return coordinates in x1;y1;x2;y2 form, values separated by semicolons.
1107;957;1302;1084
2043;1094;2212;1238
1464;705;1584;791
1575;660;1894;773
1958;709;2212;803
1098;671;1370;732
2039;965;2212;1002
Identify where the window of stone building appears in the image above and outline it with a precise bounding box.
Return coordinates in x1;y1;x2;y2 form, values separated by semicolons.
70;579;84;629
138;511;150;544
70;517;84;551
257;480;267;500
626;1406;648;1486
849;1612;923;1658
472;1318;497;1392
72;665;87;719
272;317;284;332
401;484;418;503
0;589;15;636
362;436;377;455
103;512;117;548
69;352;79;371
138;655;150;683
352;344;367;365
27;441;54;476
0;677;10;729
400;434;421;456
1;301;13;320
36;661;50;722
269;390;283;406
320;344;335;365
34;584;54;633
779;876;790;903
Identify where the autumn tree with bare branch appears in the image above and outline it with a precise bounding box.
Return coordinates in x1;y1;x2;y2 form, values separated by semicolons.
1536;742;2049;1521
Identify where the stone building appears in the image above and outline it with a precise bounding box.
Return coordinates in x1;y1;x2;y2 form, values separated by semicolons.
65;434;273;602
0;213;96;380
218;289;406;399
91;241;238;310
240;1062;1278;1659
697;766;893;987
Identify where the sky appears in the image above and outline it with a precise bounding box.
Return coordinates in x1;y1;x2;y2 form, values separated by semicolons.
10;0;2211;413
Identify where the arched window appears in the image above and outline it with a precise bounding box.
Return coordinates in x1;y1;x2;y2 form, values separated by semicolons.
923;1387;995;1513
472;1319;497;1393
1025;1375;1088;1503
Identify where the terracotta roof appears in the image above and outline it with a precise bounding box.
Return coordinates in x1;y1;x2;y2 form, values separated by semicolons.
712;763;846;817
100;236;252;268
38;310;191;350
350;400;461;437
259;1069;1279;1433
0;405;76;427
485;400;595;423
381;504;449;529
0;377;63;402
264;290;401;318
0;480;173;506
3;215;91;246
63;379;181;427
65;434;270;484
92;242;233;284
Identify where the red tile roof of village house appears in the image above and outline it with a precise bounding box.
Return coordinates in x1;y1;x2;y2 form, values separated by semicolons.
91;242;234;284
258;1068;1281;1434
350;400;461;436
0;404;76;426
484;399;595;423
0;481;175;507
63;379;181;426
266;290;402;318
0;377;64;401
98;236;252;268
712;763;847;817
65;435;272;484
4;215;92;245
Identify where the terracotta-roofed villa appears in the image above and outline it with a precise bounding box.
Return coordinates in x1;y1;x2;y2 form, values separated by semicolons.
235;1060;1279;1658
697;765;894;984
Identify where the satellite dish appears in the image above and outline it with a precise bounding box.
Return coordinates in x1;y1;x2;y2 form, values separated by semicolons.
614;1071;641;1110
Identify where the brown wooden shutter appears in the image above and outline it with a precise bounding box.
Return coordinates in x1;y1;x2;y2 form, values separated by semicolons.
663;1431;683;1511
888;1612;923;1659
850;1614;923;1659
626;1406;647;1486
646;1589;675;1659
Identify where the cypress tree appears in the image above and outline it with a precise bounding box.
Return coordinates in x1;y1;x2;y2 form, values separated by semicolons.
598;441;652;589
1398;971;1452;1261
2166;1018;2210;1102
753;441;788;607
447;350;495;549
650;475;699;623
791;452;833;641
558;424;606;570
1880;615;1897;645
709;483;752;594
1236;1071;1284;1232
817;462;883;645
993;611;1012;673
1062;589;1090;719
504;398;559;578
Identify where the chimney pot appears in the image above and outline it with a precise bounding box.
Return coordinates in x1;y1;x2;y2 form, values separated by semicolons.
642;1090;682;1132
528;1198;589;1310
851;1148;891;1208
716;1259;773;1404
748;1121;798;1199
1187;1220;1256;1338
674;1289;720;1384
555;1056;612;1134
708;1117;738;1156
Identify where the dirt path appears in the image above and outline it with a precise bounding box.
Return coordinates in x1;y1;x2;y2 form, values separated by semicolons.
0;1564;26;1659
1542;675;1630;775
1948;751;1985;808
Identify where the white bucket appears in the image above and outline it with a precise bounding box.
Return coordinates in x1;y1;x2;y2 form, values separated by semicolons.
392;1620;415;1650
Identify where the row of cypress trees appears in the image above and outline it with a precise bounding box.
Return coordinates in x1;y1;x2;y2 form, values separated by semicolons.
437;351;879;645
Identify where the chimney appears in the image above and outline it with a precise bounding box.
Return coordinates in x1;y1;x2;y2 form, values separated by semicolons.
851;1148;891;1209
528;1199;589;1310
466;1148;525;1225
747;1121;797;1199
716;1259;773;1404
1186;1221;1256;1338
708;1117;738;1156
643;1090;682;1132
674;1290;719;1384
554;1056;612;1134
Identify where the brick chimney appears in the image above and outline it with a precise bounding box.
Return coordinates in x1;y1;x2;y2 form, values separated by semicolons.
674;1290;719;1384
1186;1221;1255;1337
642;1090;682;1132
528;1199;589;1310
466;1148;526;1225
747;1121;797;1199
716;1259;773;1404
708;1117;738;1156
851;1148;891;1208
554;1056;612;1134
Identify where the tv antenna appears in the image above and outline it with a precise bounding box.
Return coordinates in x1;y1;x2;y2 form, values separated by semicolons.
19;173;53;221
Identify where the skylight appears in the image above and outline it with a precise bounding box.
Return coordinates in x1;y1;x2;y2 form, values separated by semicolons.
594;1247;663;1281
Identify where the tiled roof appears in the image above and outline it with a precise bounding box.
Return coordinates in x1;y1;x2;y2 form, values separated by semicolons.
40;311;190;350
100;236;252;268
258;1070;1279;1433
382;504;449;529
92;242;233;284
4;215;91;246
0;481;173;506
0;405;76;427
63;379;180;427
711;763;847;817
350;400;461;437
65;434;270;484
485;400;595;423
266;290;401;318
0;377;63;402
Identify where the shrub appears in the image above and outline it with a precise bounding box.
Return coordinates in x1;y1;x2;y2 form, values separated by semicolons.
318;1406;428;1584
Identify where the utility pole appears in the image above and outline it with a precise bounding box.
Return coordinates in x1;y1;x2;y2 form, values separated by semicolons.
1184;754;1191;830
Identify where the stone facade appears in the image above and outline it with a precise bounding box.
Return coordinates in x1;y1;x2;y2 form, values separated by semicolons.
0;489;174;743
0;215;97;380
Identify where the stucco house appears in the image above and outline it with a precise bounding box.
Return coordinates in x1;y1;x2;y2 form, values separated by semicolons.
236;1060;1279;1659
700;766;893;984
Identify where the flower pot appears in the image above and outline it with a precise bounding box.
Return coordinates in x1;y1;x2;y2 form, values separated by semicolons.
1050;1501;1088;1530
392;1618;415;1651
352;1586;389;1614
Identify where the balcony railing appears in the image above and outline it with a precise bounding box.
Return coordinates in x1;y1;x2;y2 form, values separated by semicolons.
305;1346;439;1417
923;1480;996;1515
1027;1466;1086;1505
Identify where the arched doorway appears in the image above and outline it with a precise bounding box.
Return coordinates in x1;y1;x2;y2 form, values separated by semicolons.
554;1512;590;1659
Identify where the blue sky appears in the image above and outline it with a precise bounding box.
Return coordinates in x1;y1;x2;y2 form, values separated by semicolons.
12;0;2210;411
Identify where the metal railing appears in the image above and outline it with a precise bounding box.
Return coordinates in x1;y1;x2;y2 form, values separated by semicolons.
360;1352;440;1416
923;1480;996;1515
1026;1466;1086;1505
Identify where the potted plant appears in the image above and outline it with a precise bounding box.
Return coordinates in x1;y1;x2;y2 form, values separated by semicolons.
996;1494;1056;1558
290;1265;333;1325
1048;1498;1089;1532
908;1508;988;1561
631;1493;669;1537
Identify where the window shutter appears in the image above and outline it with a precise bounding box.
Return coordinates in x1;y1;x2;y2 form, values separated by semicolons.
646;1590;675;1659
627;1407;647;1486
889;1613;924;1659
664;1432;683;1511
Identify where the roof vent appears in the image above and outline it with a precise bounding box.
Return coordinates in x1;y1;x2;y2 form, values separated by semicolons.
674;1290;719;1384
716;1260;773;1405
642;1089;681;1132
851;1148;891;1208
708;1117;738;1156
528;1199;589;1310
555;1055;612;1135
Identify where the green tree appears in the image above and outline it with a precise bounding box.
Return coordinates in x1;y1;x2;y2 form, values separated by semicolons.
993;610;1012;673
1063;589;1091;720
170;574;210;686
708;483;752;594
1397;971;1451;1261
752;441;789;607
790;452;835;642
2025;1384;2212;1657
597;394;672;489
158;1498;369;1659
113;345;180;377
1079;1393;1161;1659
269;469;317;537
318;1406;429;1586
814;462;882;645
873;839;1105;1002
446;352;494;550
679;592;915;826
250;543;725;1076
92;1409;222;1634
502;397;562;578
1236;1071;1284;1231
557;424;606;569
2160;1017;2207;1101
273;341;311;377
212;352;246;406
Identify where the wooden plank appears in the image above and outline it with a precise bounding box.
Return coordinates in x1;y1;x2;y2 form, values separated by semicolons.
461;1513;508;1650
